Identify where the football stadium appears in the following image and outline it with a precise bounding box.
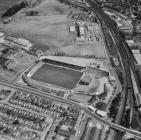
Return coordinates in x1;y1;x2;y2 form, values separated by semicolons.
28;59;84;90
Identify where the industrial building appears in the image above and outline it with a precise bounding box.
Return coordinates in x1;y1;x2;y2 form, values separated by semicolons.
5;36;32;50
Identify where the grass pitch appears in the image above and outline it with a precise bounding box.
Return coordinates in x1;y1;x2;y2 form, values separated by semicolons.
31;63;82;89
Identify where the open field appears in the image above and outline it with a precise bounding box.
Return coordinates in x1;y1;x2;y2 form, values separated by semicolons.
3;15;72;49
1;0;107;59
11;52;37;73
2;0;73;50
0;52;37;81
30;63;83;89
69;93;91;104
0;68;16;81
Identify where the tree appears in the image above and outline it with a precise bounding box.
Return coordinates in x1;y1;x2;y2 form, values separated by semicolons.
132;18;137;36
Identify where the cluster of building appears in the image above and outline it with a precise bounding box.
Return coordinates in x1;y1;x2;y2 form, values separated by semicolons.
80;118;108;140
0;31;34;70
49;107;83;140
0;89;84;140
68;12;100;42
100;0;139;11
0;32;32;51
125;39;141;66
9;91;67;116
132;49;141;65
69;21;100;42
0;103;48;130
0;103;42;140
104;10;133;33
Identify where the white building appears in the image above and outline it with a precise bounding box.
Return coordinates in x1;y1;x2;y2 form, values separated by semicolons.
88;25;94;31
132;49;141;64
5;36;32;50
0;38;5;43
79;27;85;35
96;110;107;117
69;26;75;32
96;123;102;129
18;38;32;49
126;40;135;46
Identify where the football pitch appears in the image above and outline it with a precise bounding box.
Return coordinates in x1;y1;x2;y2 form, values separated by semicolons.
31;63;83;89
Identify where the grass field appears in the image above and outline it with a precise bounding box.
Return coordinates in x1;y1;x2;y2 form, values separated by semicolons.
31;63;82;89
2;0;72;49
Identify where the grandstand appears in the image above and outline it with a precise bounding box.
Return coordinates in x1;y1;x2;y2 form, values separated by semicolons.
42;59;84;71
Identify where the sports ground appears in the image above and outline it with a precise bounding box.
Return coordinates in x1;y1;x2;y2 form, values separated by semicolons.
30;63;83;89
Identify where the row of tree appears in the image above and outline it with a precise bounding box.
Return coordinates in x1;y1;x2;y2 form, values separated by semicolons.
49;51;97;58
108;92;122;121
2;1;28;18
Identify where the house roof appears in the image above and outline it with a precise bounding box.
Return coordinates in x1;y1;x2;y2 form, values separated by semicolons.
58;129;71;137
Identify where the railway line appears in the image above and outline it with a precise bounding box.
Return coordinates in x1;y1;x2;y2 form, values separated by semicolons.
87;0;130;127
87;0;141;135
68;0;141;137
